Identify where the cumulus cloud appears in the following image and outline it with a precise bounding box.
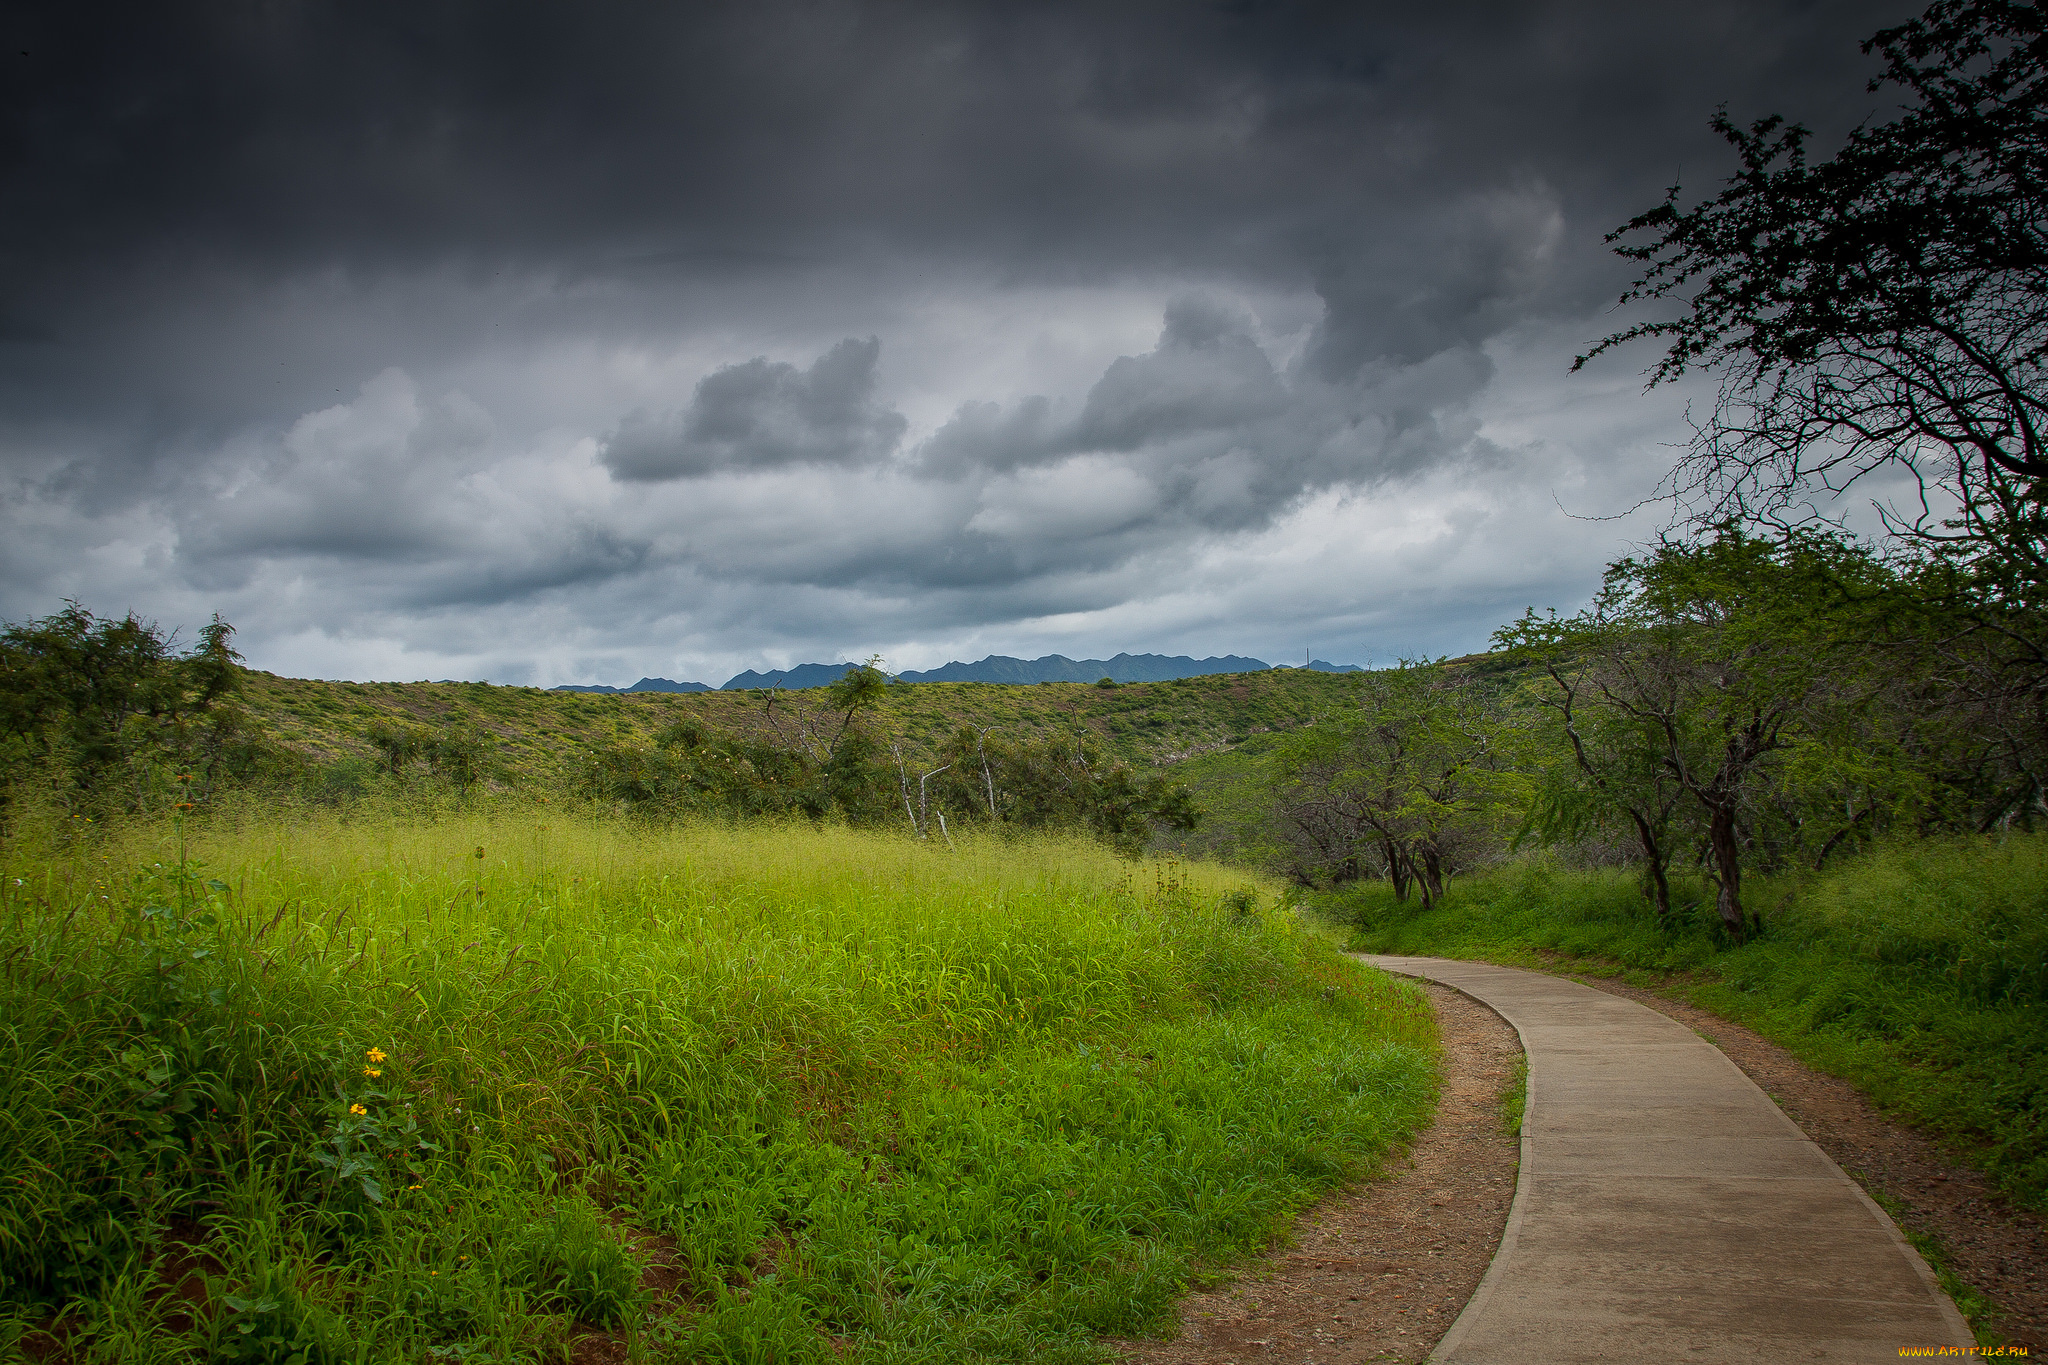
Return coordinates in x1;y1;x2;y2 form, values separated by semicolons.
183;368;490;565
916;397;1059;480
600;337;906;481
1068;294;1288;452
897;287;1509;558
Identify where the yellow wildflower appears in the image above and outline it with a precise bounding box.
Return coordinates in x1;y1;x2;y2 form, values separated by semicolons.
363;1067;382;1078
349;1103;367;1116
366;1047;387;1063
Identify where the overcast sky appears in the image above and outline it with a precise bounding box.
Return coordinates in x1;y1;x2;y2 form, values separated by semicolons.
2;0;1919;686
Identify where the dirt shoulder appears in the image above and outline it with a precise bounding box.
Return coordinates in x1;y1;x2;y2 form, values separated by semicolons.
1110;981;1523;1364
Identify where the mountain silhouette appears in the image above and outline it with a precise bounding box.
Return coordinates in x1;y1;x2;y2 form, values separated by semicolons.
550;676;713;694
553;652;1365;694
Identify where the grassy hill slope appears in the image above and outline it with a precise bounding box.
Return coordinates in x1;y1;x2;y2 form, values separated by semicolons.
238;666;1370;788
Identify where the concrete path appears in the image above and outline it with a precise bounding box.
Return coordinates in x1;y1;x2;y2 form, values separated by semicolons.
1366;956;1974;1364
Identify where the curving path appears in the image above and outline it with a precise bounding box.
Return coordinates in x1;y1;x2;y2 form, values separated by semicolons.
1366;956;1974;1364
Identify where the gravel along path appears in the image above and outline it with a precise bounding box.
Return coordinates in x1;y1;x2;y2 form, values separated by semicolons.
1109;980;1523;1364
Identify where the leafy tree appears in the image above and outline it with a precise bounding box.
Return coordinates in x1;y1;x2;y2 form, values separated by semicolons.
1269;665;1524;906
364;719;428;775
1499;530;1937;937
920;726;1199;857
823;658;892;750
362;719;498;791
0;604;260;811
1498;617;1689;921
422;724;497;791
822;726;895;825
1582;1;2048;582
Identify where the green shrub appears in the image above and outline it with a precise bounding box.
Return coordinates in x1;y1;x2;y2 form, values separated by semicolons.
505;1196;647;1325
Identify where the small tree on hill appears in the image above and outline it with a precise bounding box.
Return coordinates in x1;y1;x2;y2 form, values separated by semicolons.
0;604;258;812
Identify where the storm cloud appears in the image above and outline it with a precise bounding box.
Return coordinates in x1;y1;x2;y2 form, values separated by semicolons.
0;0;1918;685
603;337;907;480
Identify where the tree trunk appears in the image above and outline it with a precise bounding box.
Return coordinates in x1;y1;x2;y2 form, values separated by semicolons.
1383;836;1411;902
1629;810;1673;922
1405;845;1439;911
1418;844;1445;905
892;746;918;835
916;764;952;840
1706;803;1746;939
976;728;999;820
1812;805;1872;871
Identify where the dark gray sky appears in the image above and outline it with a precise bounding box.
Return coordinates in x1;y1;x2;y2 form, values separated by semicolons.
2;0;1917;684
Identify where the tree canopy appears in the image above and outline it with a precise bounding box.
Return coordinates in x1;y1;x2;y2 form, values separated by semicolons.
1497;530;1941;936
1583;0;2048;586
0;604;267;812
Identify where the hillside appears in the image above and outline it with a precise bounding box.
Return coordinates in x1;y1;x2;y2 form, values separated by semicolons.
1168;731;1295;863
236;664;1375;787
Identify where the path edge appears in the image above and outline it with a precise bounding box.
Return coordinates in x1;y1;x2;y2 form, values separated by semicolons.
1358;955;1533;1363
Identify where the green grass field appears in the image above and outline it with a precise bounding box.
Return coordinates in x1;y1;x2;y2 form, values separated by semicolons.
1334;833;2048;1211
0;806;1437;1363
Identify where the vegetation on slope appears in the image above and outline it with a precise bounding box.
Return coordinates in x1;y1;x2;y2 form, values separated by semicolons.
0;606;1373;860
226;665;1357;787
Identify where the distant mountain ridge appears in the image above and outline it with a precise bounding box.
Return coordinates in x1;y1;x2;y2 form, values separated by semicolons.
551;653;1365;693
720;662;867;691
551;677;713;695
896;652;1275;685
720;653;1278;690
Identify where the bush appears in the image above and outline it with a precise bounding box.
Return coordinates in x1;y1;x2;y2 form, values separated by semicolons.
506;1196;647;1325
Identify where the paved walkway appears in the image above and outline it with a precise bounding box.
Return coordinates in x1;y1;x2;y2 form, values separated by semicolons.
1366;956;1974;1364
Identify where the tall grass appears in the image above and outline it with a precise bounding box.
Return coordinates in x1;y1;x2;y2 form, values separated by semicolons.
1337;833;2048;1210
0;804;1436;1363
